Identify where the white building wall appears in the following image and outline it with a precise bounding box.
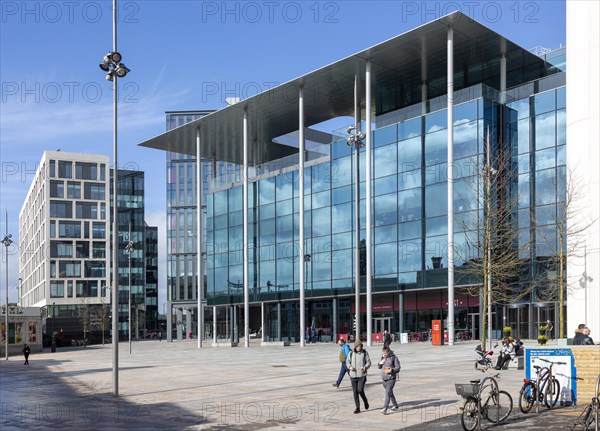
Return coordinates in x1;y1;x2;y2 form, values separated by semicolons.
19;151;110;309
566;0;600;336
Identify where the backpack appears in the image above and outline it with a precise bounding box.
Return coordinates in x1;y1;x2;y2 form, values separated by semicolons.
339;349;346;363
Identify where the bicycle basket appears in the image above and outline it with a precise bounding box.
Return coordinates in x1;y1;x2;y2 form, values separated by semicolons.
455;383;479;397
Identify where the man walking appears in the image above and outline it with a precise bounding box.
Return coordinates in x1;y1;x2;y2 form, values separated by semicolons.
332;338;352;387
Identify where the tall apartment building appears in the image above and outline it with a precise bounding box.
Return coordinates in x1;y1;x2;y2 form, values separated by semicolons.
19;151;158;343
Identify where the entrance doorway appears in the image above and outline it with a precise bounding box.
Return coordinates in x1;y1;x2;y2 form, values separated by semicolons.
373;317;392;334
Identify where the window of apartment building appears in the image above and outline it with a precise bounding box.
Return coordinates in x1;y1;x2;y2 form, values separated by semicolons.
59;261;81;277
50;281;64;298
76;202;97;219
50;221;56;238
50;200;72;218
92;222;105;239
59;221;81;238
92;242;106;258
85;261;105;278
49;160;55;177
84;183;106;200
50;180;64;198
76;241;89;258
50;241;72;258
100;164;106;180
58;161;72;178
76;162;97;180
100;203;106;220
50;261;56;278
67;182;81;199
67;281;73;297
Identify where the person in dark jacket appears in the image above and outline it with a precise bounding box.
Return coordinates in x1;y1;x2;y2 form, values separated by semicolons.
378;346;401;414
574;326;595;345
383;330;392;348
346;341;371;414
22;343;30;365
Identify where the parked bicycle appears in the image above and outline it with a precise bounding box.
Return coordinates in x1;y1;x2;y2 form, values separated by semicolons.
570;373;600;431
456;369;513;431
519;357;565;413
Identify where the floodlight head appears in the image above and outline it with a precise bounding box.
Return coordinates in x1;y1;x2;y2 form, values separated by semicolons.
115;64;130;78
109;51;122;63
105;72;114;82
99;63;110;72
346;125;355;134
346;136;354;147
8;234;12;239
358;132;366;140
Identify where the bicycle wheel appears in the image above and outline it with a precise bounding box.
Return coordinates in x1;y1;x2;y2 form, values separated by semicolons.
519;382;536;414
460;396;480;431
544;378;560;409
484;390;513;423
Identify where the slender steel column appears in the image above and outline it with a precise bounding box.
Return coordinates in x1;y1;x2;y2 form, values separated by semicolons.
299;86;306;347
500;39;507;105
353;74;361;342
365;61;373;347
447;26;455;346
261;302;265;342
398;292;404;337
196;129;204;348
332;298;337;341
3;211;11;360
212;305;217;343
243;109;249;347
277;302;281;341
111;0;119;396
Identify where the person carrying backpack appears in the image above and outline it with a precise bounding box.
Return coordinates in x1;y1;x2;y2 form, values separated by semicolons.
346;340;371;414
378;346;401;414
332;338;352;388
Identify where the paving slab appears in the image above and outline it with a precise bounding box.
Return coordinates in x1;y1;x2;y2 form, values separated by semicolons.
0;339;586;430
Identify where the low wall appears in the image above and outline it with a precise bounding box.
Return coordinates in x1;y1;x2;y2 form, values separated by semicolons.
571;345;600;402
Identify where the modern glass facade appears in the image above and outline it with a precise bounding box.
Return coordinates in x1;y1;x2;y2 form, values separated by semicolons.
111;169;148;339
144;224;159;332
202;52;566;341
140;15;570;342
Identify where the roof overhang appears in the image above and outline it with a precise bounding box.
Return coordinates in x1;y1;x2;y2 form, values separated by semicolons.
138;12;549;165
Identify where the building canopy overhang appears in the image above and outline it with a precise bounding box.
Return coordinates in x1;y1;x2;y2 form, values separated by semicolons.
138;12;549;165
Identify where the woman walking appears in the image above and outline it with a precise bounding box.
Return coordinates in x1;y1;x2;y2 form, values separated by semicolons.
346;340;371;414
378;346;401;414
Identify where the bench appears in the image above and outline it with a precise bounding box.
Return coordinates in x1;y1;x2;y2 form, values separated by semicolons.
211;342;239;347
503;356;524;370
260;341;291;347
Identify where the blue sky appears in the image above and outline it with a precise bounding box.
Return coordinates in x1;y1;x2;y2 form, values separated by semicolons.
0;1;566;310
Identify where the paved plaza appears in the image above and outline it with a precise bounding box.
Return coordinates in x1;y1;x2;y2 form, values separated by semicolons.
0;339;586;430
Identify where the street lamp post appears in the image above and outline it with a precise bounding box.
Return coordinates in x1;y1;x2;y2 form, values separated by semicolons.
304;254;311;294
346;124;365;342
125;228;134;355
17;278;22;307
2;213;13;360
98;0;131;397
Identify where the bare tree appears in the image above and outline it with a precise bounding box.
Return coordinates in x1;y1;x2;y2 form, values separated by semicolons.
90;302;110;345
455;132;532;349
77;297;92;345
532;169;596;338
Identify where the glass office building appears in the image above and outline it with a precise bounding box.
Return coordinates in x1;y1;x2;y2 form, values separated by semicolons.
142;13;568;342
